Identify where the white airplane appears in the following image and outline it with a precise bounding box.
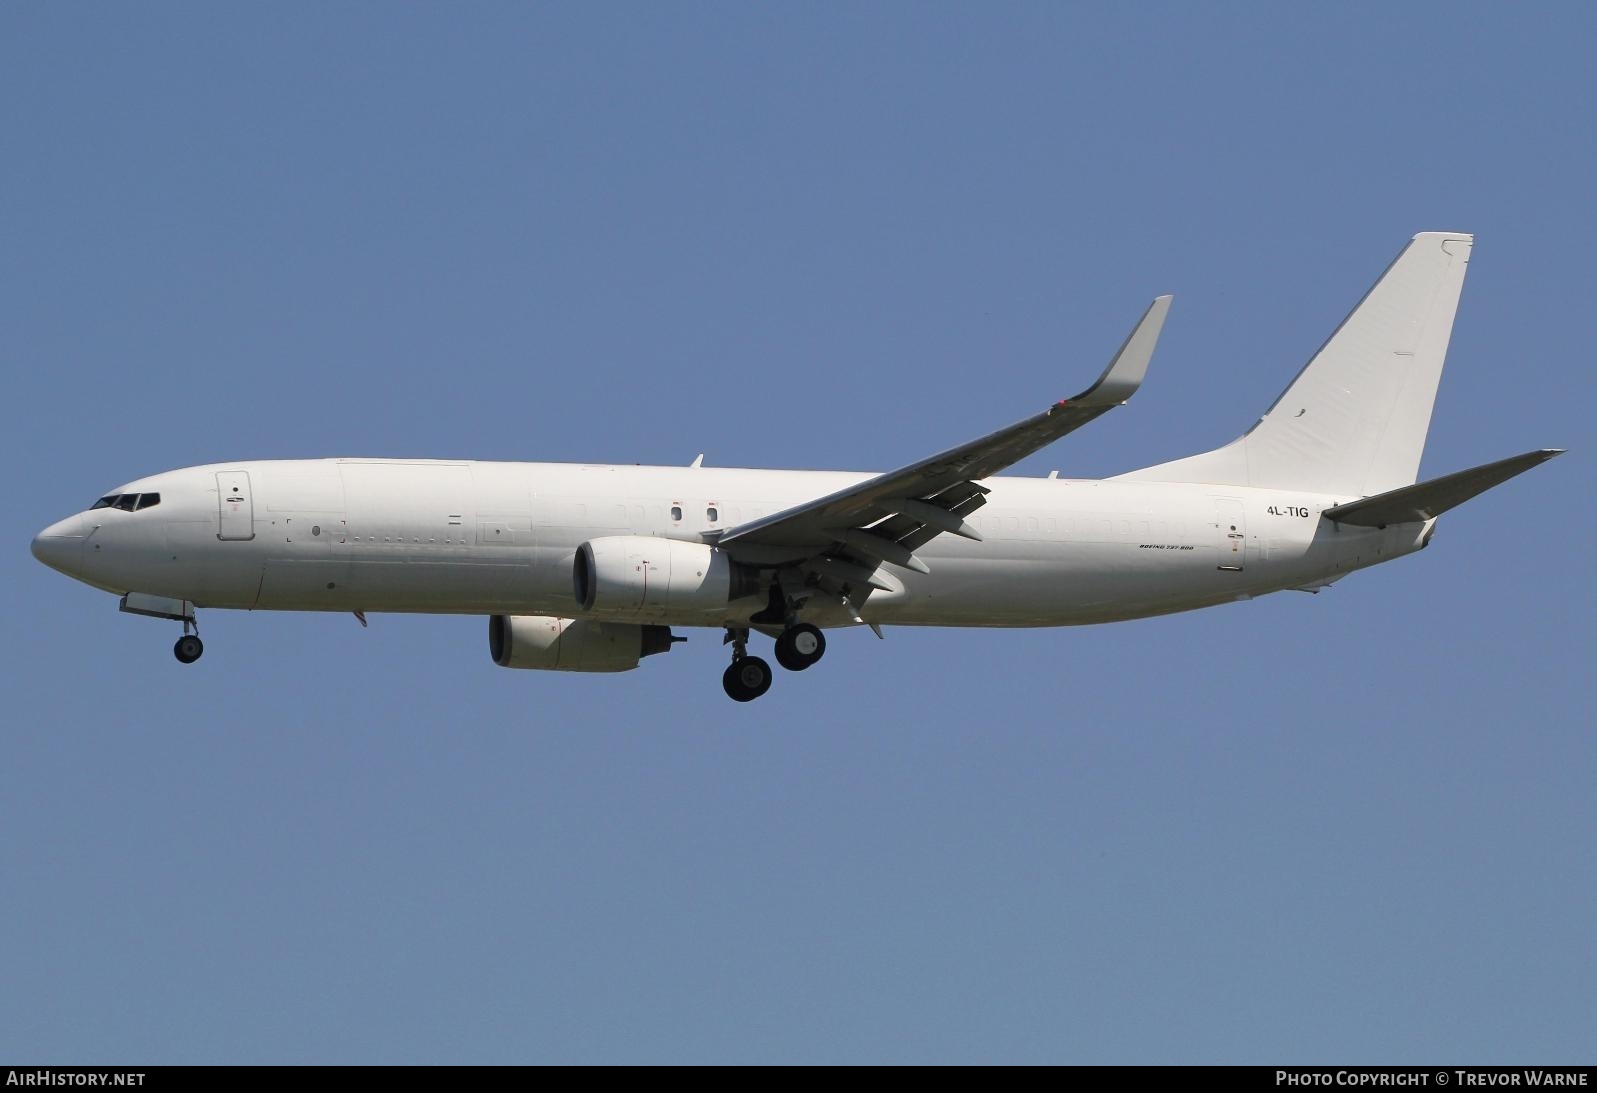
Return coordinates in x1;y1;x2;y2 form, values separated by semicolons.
32;232;1561;701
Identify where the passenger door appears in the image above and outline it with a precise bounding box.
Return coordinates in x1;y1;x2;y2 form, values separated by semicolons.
216;471;255;541
1215;498;1247;571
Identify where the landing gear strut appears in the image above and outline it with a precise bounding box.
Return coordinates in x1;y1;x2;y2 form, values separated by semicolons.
774;623;825;672
721;627;772;702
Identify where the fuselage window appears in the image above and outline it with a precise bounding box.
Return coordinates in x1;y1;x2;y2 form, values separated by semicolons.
135;493;161;511
670;504;683;522
706;506;719;523
113;495;139;512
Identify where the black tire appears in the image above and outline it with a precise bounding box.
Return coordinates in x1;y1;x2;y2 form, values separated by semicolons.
774;623;825;672
174;635;204;664
722;656;773;702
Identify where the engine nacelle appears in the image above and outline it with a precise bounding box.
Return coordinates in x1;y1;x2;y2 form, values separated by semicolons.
574;536;760;616
488;614;676;673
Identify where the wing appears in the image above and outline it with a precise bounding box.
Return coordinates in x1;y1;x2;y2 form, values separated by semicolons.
718;296;1172;595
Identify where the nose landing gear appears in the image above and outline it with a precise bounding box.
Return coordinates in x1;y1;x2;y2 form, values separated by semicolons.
119;594;205;665
174;633;204;664
173;614;203;664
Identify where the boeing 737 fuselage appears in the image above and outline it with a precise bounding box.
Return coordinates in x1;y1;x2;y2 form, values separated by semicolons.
31;234;1561;700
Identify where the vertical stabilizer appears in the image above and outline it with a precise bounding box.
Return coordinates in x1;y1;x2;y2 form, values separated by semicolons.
1117;232;1473;496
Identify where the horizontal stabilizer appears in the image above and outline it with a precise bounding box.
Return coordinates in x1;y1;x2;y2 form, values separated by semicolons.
1322;449;1564;527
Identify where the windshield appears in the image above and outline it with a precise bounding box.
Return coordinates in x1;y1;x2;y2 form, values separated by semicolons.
89;493;161;512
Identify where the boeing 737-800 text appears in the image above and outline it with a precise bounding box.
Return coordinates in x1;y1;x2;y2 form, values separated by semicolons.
31;233;1561;701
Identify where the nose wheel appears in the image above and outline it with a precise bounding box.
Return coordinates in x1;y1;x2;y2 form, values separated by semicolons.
173;613;203;664
174;634;204;664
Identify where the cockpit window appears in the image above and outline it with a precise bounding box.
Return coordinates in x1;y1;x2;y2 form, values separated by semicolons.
90;493;161;512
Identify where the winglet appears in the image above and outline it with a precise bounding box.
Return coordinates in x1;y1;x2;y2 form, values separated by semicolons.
1069;294;1172;407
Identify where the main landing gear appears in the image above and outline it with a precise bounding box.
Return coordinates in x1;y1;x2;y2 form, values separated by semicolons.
773;622;825;672
721;628;771;702
722;655;773;703
721;623;829;702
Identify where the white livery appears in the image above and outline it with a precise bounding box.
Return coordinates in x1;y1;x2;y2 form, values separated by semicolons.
32;233;1562;700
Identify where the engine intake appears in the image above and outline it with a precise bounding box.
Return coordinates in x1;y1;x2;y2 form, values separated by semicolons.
489;614;676;673
574;536;760;616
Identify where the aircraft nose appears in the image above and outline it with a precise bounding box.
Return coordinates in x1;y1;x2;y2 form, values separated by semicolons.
31;515;85;574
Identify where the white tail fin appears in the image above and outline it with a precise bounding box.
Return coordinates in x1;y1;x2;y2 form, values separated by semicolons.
1117;232;1474;497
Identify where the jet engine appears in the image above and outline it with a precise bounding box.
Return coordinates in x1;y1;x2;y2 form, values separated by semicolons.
574;536;760;615
488;614;676;673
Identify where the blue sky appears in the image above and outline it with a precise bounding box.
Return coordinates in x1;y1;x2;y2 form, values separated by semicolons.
3;3;1592;1064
